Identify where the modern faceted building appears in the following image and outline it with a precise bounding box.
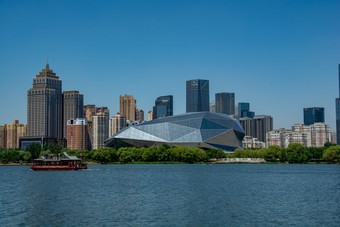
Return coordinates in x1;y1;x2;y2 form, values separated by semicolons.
105;112;245;151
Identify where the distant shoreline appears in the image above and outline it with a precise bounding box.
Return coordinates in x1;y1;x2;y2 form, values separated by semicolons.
1;161;338;166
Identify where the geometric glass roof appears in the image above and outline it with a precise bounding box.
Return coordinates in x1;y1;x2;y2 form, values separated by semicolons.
105;112;245;151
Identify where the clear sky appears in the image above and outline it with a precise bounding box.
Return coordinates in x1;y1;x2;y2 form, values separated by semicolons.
0;0;339;130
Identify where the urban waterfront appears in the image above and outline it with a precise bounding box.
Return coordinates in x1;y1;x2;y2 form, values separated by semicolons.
0;164;339;226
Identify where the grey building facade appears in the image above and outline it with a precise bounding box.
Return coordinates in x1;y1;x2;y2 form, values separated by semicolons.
63;91;84;138
240;115;273;143
153;95;173;119
186;79;209;113
215;92;235;115
27;62;63;139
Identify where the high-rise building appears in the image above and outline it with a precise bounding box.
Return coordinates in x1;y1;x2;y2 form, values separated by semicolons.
136;109;145;122
0;120;27;149
186;79;209;112
215;92;235;115
153;95;173;119
67;118;88;150
120;94;136;121
27;61;63;139
109;114;127;137
336;64;340;144
63;91;84;138
83;105;96;123
240;115;273;143
148;111;153;121
92;108;109;149
304;107;325;125
238;102;255;118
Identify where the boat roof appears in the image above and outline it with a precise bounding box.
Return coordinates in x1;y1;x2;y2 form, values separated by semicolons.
34;152;81;161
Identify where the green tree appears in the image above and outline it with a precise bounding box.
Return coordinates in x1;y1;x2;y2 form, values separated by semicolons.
26;143;42;159
264;145;281;162
286;143;308;163
323;146;340;163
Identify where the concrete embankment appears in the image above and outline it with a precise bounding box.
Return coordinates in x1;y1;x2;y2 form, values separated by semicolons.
213;158;266;163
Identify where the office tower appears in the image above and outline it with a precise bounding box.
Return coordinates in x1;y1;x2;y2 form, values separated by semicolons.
92;108;109;149
67;118;88;150
215;92;235;115
153;95;173;119
120;94;136;121
148;111;153;121
238;103;249;117
336;64;340;144
109;114;127;137
27;61;63;139
0;120;27;149
209;102;216;113
238;102;255;118
240;115;273;143
234;104;238;115
303;107;325;126
136;109;145;122
186;79;209;112
63;91;84;138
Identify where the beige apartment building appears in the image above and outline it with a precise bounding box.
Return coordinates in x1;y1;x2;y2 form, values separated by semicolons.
0;120;27;149
120;94;136;121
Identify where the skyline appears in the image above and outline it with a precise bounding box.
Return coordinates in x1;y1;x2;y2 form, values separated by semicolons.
1;0;339;130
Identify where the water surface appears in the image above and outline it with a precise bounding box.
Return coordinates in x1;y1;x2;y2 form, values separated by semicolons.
0;164;339;226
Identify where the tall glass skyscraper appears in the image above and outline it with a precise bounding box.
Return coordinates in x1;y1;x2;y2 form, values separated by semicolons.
186;79;209;113
215;92;235;115
238;102;255;118
27;62;63;139
153;95;173;119
303;107;324;126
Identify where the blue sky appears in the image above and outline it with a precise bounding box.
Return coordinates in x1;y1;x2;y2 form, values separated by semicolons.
0;0;339;130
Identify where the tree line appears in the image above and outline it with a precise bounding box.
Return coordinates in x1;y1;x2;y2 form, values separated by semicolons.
0;142;339;164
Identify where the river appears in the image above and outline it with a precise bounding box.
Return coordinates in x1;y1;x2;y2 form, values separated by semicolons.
0;164;339;226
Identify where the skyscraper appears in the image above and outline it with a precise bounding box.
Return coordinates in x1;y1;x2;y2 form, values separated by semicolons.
92;108;109;150
238;102;255;118
239;115;273;143
63;91;84;138
136;109;145;122
27;61;63;139
109;114;126;137
120;94;136;121
215;92;235;115
186;79;209;112
153;95;173;119
303;107;325;126
67;118;88;150
336;64;340;144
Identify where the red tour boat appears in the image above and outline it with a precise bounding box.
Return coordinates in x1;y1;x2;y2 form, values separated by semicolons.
31;152;87;171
